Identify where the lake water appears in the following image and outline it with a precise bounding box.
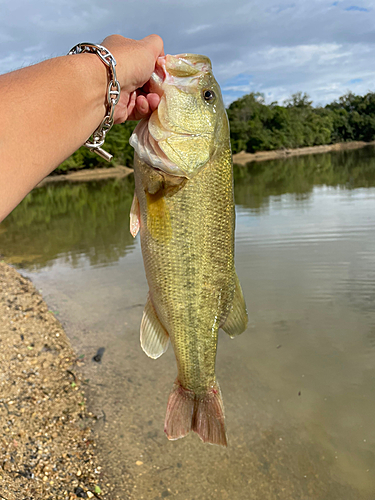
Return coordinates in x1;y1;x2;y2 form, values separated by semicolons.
1;148;375;499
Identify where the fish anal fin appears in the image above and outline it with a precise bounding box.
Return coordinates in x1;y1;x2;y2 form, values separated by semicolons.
222;273;248;338
140;295;169;359
130;192;141;237
164;380;227;447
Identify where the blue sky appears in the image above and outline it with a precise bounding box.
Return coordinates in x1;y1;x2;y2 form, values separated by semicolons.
0;0;374;107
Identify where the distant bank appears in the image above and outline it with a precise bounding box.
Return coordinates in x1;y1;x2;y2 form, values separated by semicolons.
232;140;375;165
37;140;375;187
37;165;134;187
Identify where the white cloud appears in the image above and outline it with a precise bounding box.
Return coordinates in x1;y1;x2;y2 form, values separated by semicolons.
1;0;375;105
185;24;212;35
260;43;344;68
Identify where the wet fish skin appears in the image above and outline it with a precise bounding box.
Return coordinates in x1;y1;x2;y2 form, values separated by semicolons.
129;54;248;446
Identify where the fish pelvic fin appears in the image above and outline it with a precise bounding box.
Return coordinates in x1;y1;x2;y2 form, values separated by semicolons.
130;192;141;237
164;380;227;447
140;295;169;359
222;272;248;338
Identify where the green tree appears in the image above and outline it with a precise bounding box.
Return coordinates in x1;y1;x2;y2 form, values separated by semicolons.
54;90;375;172
56;121;137;173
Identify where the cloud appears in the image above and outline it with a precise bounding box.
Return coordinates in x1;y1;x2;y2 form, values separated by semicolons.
345;6;370;12
1;0;375;106
184;24;212;35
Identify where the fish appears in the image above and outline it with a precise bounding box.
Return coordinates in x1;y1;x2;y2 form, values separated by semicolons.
129;54;248;447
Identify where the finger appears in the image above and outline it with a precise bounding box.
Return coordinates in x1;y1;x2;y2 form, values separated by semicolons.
147;93;161;111
126;90;137;119
126;91;160;121
136;95;150;116
122;91;137;120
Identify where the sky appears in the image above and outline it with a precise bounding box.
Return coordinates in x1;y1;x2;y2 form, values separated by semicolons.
1;0;374;107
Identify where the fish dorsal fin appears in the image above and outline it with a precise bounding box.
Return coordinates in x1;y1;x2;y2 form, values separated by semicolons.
140;295;169;359
130;192;141;237
222;273;248;338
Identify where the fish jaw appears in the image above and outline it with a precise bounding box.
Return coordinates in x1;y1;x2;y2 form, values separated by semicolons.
129;120;187;177
129;53;227;179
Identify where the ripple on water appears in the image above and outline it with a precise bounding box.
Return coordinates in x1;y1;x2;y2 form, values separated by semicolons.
2;152;375;498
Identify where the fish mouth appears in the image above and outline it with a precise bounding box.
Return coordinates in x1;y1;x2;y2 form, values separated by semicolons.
149;54;211;95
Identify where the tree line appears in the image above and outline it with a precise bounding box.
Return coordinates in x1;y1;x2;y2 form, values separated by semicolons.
228;91;375;154
56;91;375;172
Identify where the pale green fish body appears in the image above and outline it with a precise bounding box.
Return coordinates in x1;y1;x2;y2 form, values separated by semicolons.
129;54;247;446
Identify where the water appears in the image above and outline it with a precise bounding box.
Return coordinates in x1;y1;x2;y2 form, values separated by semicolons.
1;148;375;499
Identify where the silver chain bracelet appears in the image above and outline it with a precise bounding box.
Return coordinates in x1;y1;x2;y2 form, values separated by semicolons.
68;43;121;162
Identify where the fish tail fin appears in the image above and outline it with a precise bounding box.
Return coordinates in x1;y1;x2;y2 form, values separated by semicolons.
164;379;227;447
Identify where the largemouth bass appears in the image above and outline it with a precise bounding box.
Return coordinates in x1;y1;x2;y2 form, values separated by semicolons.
129;54;248;446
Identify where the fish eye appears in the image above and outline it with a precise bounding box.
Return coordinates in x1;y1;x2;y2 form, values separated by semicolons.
203;89;215;101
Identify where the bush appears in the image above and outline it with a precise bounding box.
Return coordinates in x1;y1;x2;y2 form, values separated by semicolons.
56;121;137;173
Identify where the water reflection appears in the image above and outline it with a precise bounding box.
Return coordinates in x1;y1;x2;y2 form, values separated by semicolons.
0;176;135;269
233;146;375;210
2;148;375;498
2;147;375;270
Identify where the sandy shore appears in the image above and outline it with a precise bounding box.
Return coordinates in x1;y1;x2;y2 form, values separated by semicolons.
0;262;119;500
232;140;375;165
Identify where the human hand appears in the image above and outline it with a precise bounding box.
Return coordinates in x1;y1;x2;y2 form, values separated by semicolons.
101;34;164;123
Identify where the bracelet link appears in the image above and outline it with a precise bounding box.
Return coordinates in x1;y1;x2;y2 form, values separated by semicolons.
108;80;121;106
68;42;121;162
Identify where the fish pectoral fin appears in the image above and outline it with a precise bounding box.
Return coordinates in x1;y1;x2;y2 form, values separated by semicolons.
222;273;248;338
140;295;169;359
130;192;141;237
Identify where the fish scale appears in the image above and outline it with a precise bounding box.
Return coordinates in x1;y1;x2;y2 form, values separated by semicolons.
130;53;248;446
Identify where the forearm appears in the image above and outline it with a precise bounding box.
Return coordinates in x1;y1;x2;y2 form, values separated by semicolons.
0;34;164;223
0;53;108;221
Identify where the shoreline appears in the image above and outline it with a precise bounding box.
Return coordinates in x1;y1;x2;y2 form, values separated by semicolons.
232;140;375;165
35;141;375;187
37;165;133;187
0;262;118;500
